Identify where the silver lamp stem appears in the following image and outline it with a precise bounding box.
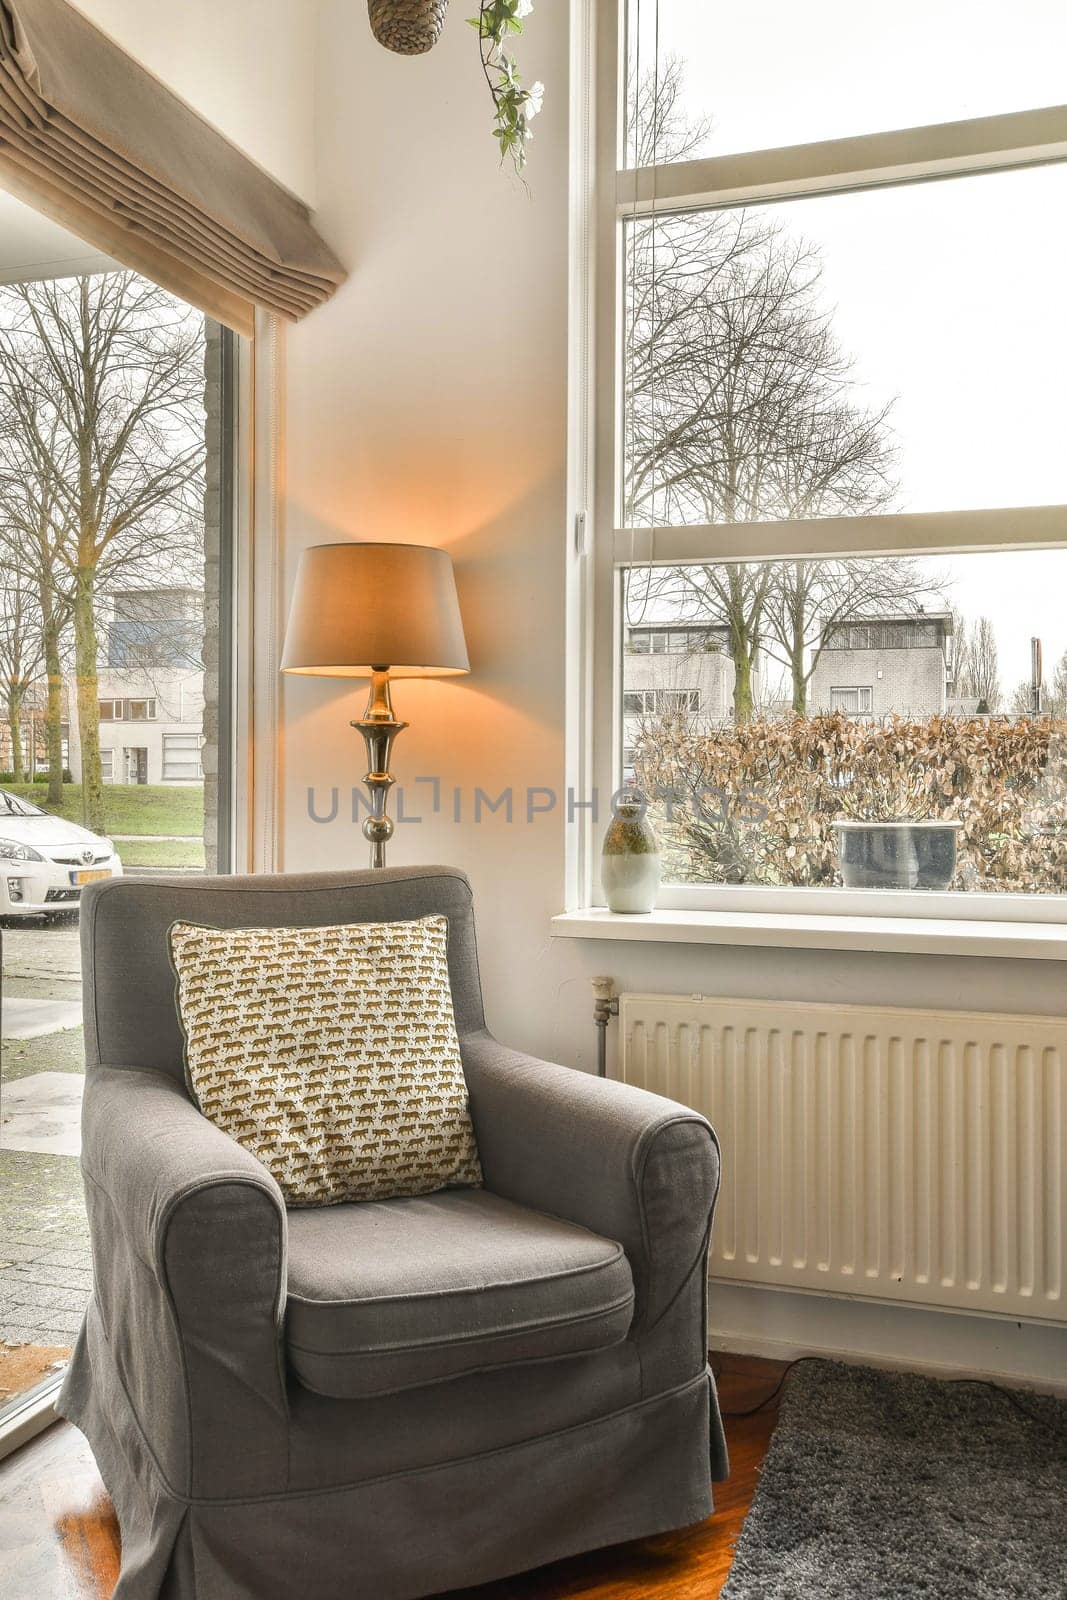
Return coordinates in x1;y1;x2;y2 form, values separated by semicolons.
352;667;407;869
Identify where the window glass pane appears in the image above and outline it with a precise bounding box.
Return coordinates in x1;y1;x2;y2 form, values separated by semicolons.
162;734;204;783
622;165;1067;525
621;550;1067;894
0;268;237;1425
624;0;1067;166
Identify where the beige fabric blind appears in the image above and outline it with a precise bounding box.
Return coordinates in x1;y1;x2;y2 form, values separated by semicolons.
0;0;346;335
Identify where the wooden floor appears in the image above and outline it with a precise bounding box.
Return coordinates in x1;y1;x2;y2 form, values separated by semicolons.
0;1354;785;1599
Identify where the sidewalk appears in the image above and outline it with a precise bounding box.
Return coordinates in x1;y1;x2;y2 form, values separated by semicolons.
0;1150;90;1350
1;920;91;1377
2;998;82;1039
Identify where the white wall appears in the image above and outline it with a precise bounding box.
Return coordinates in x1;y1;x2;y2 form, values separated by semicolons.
281;0;571;1048
66;0;319;202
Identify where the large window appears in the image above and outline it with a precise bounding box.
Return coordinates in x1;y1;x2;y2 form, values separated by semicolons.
0;259;242;1442
623;1;1067;162
588;0;1067;915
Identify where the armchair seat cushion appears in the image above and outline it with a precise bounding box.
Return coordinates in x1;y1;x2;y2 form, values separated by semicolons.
285;1189;635;1399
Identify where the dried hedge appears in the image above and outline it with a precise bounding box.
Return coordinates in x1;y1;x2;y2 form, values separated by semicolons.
632;712;1067;893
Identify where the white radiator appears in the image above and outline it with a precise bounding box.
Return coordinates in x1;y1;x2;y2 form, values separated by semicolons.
618;995;1066;1325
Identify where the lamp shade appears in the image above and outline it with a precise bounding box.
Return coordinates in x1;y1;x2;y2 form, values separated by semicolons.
280;542;470;679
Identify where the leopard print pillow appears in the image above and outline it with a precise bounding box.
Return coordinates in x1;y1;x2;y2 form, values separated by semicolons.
169;914;482;1207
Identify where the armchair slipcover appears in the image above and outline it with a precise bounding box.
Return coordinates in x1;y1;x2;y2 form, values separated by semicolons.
60;866;727;1599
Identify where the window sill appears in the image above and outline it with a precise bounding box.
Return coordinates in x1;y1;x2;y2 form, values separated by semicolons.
550;907;1067;961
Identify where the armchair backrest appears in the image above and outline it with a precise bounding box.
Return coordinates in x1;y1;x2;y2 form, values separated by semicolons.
80;865;485;1084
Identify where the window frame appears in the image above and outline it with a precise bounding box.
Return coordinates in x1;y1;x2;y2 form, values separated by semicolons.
575;0;1067;925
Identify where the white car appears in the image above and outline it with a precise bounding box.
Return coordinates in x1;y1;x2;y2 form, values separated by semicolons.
0;789;123;920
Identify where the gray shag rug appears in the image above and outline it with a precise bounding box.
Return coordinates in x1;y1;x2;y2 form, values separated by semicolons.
721;1359;1067;1599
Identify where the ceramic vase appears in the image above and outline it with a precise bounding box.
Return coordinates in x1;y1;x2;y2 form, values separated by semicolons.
601;794;661;914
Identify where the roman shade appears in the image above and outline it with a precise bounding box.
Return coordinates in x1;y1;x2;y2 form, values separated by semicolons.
0;0;346;336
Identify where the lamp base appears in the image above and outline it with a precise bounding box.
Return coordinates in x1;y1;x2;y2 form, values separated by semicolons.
352;669;407;869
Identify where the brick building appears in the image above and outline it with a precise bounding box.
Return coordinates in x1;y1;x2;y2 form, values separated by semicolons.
808;611;954;718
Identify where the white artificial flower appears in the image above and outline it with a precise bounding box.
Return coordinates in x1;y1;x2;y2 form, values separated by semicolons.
515;0;534;17
525;80;545;119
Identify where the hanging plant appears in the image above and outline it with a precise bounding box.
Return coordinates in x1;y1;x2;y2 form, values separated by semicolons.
467;0;544;173
368;0;450;55
368;0;544;173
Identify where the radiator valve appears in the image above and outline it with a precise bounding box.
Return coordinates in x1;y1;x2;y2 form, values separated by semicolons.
592;977;619;1078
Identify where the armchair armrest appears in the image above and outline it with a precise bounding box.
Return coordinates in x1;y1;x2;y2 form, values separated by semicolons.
78;1067;289;1499
461;1030;719;1393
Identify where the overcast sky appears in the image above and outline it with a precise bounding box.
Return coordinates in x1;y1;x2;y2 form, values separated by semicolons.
628;0;1067;691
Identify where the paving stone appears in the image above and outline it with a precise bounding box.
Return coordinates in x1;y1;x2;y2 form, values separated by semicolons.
0;1277;40;1301
0;1102;89;1350
6;1283;84;1312
41;1309;84;1335
0;1331;72;1351
7;1264;93;1291
5;1229;83;1254
0;1241;42;1264
0;1328;36;1346
35;1249;92;1269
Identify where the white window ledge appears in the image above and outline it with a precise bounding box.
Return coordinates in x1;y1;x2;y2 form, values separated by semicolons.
551;907;1067;961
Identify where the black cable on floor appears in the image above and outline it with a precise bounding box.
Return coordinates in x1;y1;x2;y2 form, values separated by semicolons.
718;1355;818;1418
716;1356;1064;1429
941;1375;1064;1436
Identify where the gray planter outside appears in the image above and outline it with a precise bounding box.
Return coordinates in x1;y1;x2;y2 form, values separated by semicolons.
833;819;964;891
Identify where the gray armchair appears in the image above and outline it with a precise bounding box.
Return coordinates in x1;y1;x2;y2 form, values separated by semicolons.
60;866;727;1600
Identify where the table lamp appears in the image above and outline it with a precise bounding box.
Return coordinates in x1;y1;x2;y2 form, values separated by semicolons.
281;542;470;868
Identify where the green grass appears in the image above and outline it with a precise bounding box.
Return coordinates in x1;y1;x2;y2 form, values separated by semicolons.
116;837;205;869
4;784;203;838
1;1024;85;1084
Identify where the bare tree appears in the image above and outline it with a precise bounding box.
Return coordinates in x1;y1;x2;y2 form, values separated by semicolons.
626;55;713;169
623;63;900;720
0;274;205;829
1010;681;1034;717
762;556;939;715
1045;650;1067;717
629;562;774;720
0;563;43;780
963;617;1000;713
0;392;77;803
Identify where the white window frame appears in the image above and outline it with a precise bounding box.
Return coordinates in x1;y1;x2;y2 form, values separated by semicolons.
568;0;1067;930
